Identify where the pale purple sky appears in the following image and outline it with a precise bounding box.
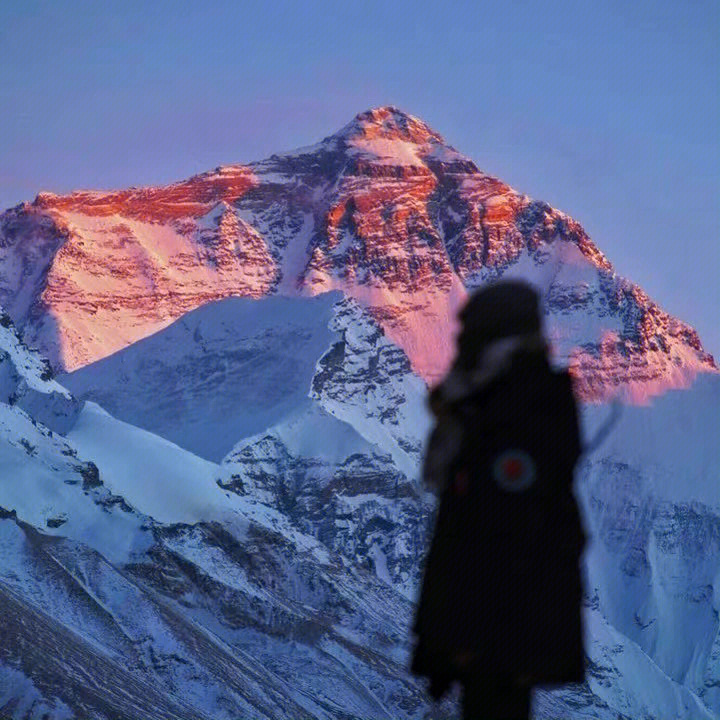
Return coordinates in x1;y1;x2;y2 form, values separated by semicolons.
1;0;718;356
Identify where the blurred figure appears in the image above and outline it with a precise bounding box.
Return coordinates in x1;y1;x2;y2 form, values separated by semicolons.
411;280;586;720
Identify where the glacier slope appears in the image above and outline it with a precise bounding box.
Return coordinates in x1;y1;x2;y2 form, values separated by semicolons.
62;293;341;462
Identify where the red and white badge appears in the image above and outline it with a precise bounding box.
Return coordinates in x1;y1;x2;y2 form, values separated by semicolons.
492;449;536;492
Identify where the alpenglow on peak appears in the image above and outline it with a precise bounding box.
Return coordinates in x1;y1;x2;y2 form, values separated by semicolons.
336;106;445;143
313;105;475;170
0;107;714;401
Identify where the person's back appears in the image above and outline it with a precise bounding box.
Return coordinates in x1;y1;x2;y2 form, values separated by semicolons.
411;280;586;720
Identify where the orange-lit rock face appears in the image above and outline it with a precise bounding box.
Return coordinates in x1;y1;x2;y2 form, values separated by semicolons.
0;106;715;397
306;175;453;293
2;168;277;369
567;287;714;403
34;166;256;221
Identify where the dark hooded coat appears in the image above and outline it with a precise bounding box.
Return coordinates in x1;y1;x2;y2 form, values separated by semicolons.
411;349;586;694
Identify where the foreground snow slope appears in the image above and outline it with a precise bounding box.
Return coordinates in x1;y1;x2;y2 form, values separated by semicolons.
578;373;720;712
0;313;439;720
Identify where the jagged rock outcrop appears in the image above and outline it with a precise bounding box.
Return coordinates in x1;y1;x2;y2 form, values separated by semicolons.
0;309;80;433
219;301;433;599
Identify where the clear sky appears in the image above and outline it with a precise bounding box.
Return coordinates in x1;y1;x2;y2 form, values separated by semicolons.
1;0;718;357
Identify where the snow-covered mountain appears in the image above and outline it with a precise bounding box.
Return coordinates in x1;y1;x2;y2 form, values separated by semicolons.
0;107;712;397
0;106;718;719
0;310;434;720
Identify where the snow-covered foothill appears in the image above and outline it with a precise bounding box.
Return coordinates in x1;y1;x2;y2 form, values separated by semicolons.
62;293;341;461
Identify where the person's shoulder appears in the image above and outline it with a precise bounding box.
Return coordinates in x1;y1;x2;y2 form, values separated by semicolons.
548;368;580;421
551;367;577;395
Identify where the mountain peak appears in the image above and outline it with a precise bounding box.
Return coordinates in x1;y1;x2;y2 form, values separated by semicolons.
338;106;444;145
1;107;715;399
309;106;474;171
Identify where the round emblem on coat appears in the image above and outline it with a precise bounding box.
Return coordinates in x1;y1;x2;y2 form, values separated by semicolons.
492;450;536;492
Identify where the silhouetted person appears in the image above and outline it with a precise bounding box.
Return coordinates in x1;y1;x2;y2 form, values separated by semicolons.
411;280;586;720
